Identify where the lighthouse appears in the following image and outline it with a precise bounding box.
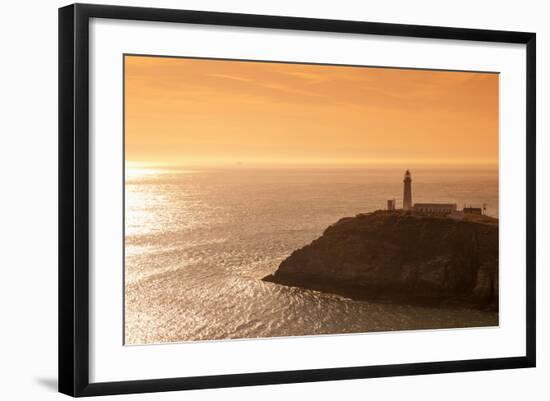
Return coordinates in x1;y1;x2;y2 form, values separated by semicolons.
403;170;412;210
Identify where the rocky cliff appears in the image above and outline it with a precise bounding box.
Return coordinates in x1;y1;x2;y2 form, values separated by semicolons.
264;211;498;310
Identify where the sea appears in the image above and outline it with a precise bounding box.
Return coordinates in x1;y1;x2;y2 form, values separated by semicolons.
124;167;499;344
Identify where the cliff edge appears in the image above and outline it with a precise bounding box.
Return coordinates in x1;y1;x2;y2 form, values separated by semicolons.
264;211;498;310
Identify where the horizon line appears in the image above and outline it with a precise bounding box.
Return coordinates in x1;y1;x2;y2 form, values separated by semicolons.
125;161;499;170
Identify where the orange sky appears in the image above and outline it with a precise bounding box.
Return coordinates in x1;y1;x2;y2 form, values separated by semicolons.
125;55;498;167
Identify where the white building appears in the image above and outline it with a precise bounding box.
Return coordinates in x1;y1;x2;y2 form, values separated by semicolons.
391;170;465;217
413;203;457;214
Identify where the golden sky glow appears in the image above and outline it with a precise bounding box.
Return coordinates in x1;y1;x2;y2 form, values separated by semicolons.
125;55;498;167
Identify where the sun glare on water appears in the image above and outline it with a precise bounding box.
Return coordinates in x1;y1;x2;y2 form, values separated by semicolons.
125;168;162;178
125;164;199;179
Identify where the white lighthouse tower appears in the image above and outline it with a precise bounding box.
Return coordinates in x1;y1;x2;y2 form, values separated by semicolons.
403;170;412;210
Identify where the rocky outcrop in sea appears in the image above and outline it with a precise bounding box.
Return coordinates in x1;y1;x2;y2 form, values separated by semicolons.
264;211;498;310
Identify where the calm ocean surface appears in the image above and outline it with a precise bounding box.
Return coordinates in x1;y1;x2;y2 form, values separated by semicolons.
125;167;498;344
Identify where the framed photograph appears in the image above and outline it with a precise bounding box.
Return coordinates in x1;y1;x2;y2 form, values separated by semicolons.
59;3;536;397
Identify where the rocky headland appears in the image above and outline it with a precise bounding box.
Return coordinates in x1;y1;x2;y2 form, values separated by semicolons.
264;211;498;310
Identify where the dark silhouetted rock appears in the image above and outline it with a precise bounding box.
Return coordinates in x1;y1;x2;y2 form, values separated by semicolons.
264;211;498;310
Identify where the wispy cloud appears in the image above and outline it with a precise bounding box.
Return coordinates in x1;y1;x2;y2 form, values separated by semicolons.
207;73;253;83
259;83;324;98
277;70;330;85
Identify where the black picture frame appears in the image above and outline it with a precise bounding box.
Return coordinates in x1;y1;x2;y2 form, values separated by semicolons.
59;3;536;397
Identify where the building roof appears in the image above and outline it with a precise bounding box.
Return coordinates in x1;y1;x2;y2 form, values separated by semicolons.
414;203;456;207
